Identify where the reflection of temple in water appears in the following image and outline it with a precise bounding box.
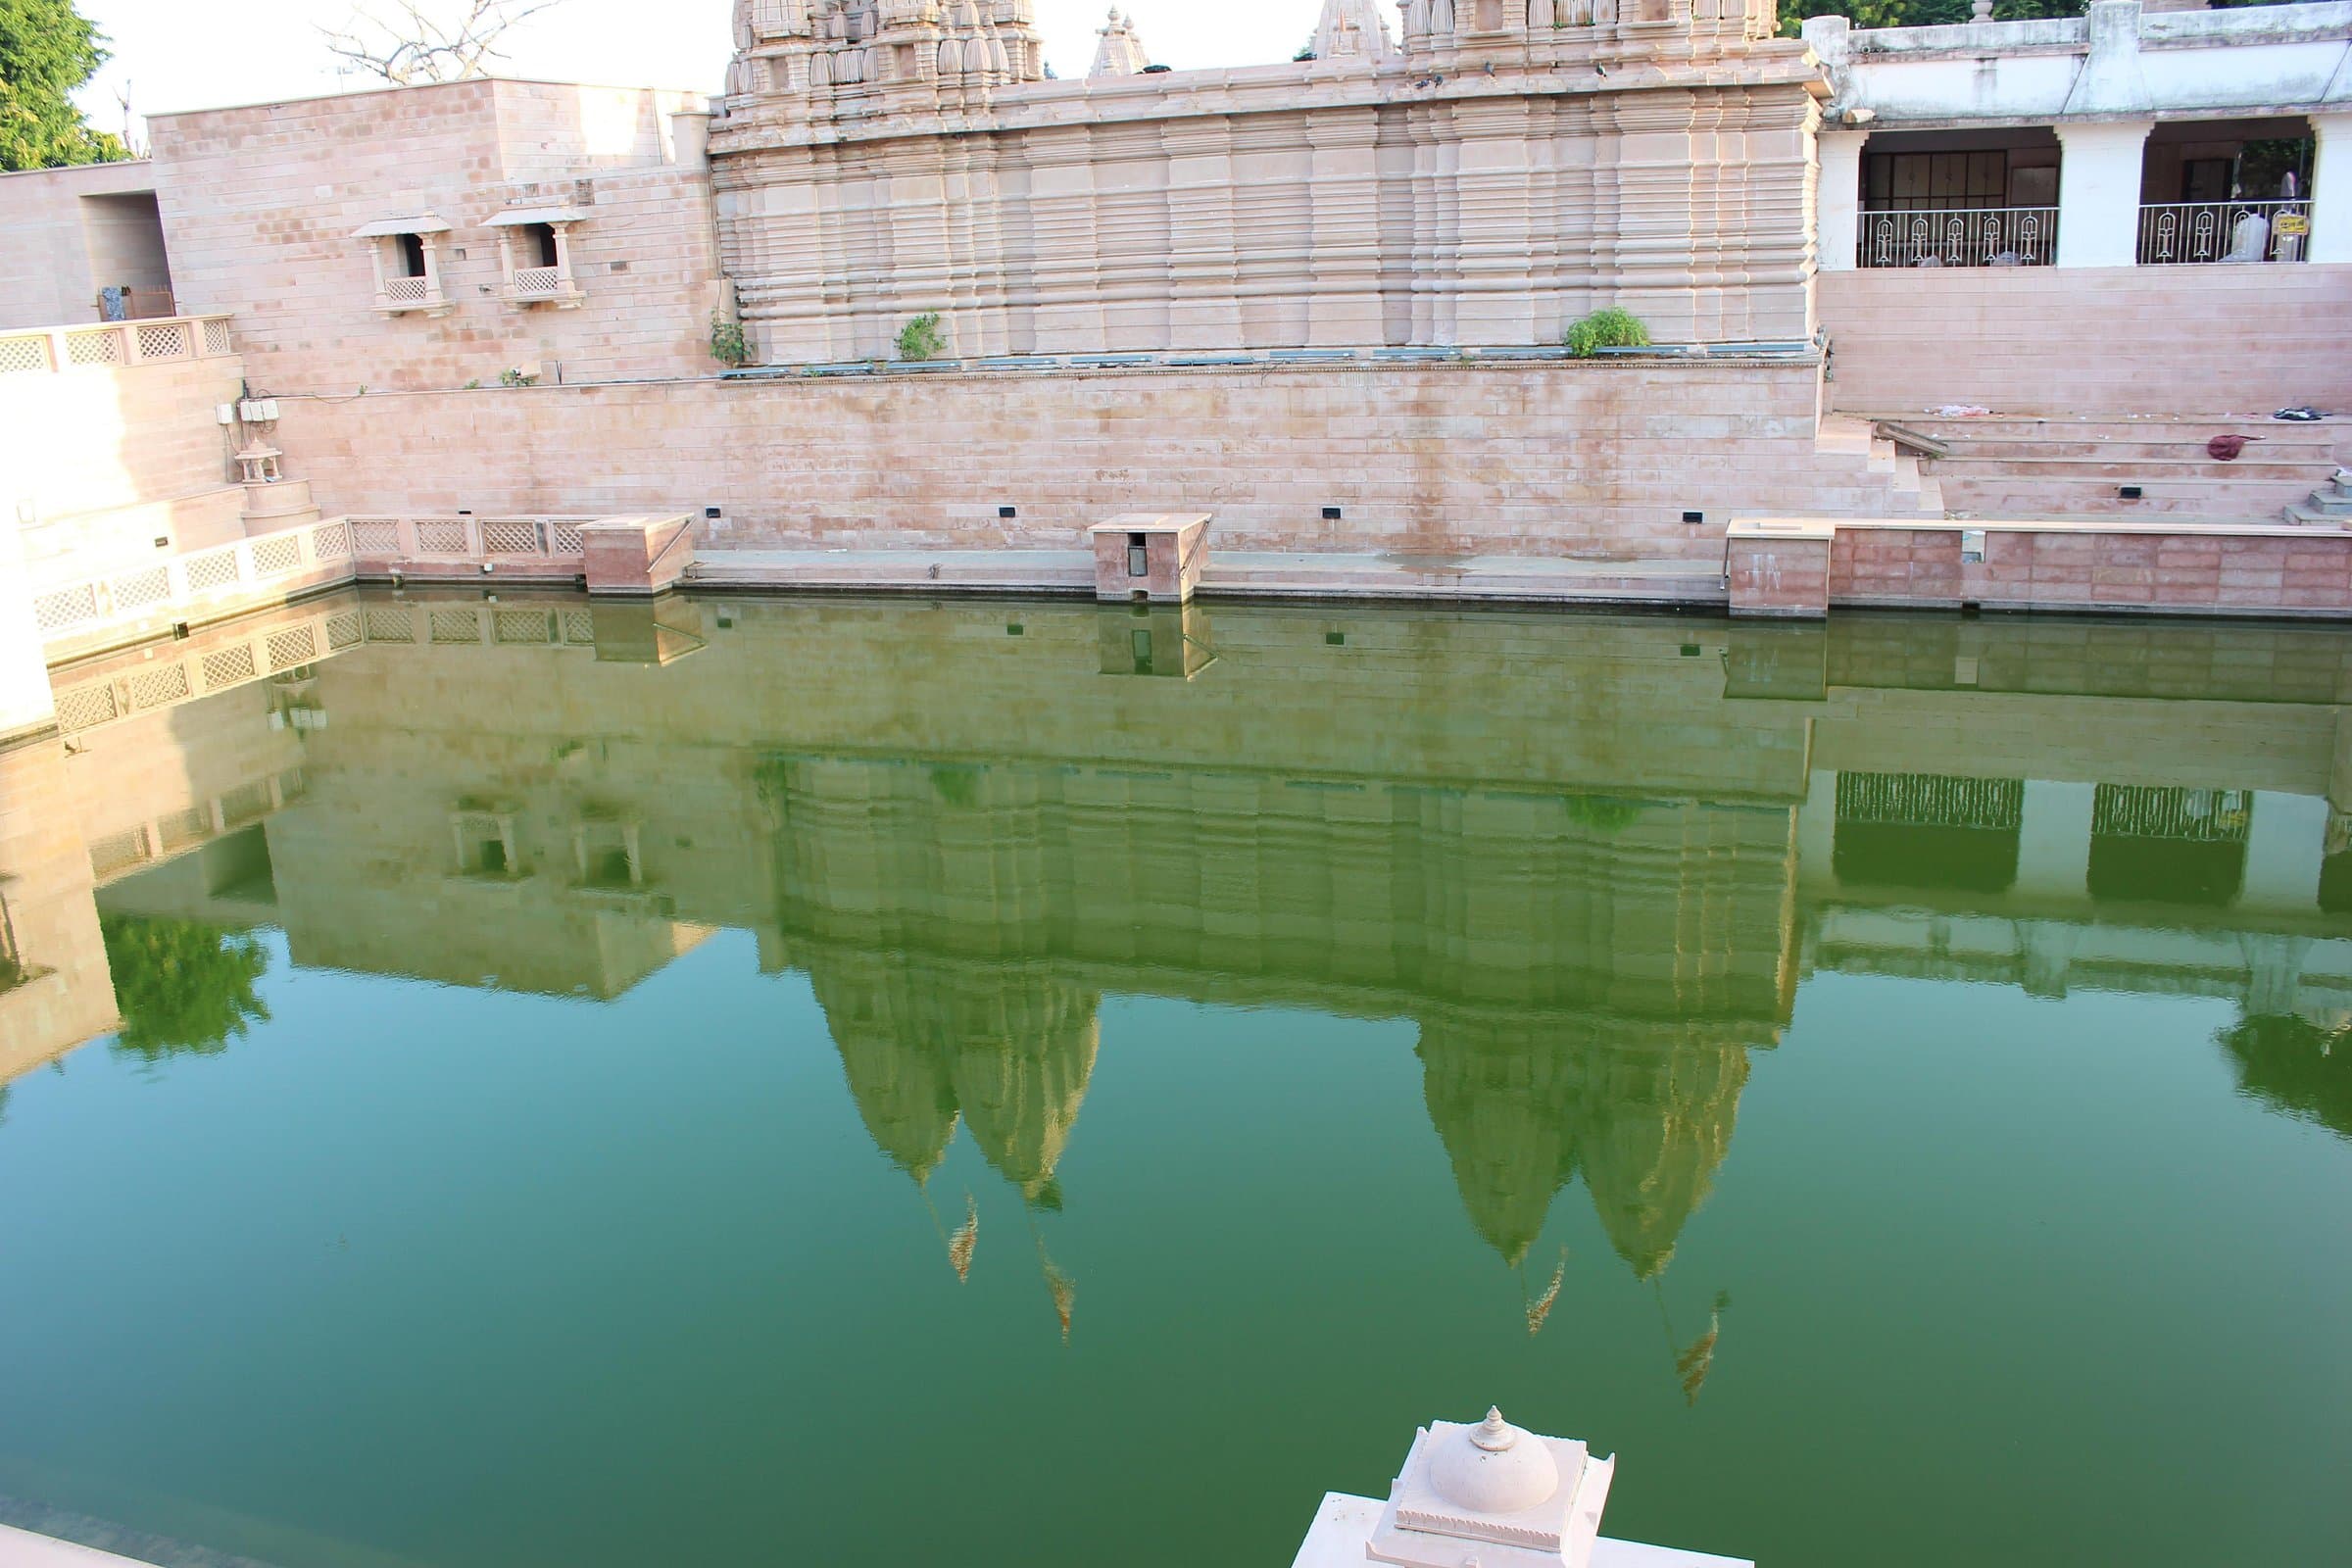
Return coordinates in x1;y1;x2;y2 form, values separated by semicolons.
21;591;2352;1288
758;745;1796;1268
814;948;1100;1202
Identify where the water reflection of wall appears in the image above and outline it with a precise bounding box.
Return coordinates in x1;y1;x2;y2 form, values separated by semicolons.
32;594;2352;1250
761;752;1796;1269
0;735;120;1077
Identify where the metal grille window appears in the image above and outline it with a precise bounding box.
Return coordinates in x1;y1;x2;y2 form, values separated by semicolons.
1833;771;2025;894
1836;772;2024;830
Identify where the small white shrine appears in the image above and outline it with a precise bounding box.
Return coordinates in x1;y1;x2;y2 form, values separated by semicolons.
1290;1408;1752;1568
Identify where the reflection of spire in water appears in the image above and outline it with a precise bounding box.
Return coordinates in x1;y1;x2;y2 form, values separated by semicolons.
946;1192;978;1283
1525;1246;1567;1338
1419;1012;1755;1278
1042;1248;1076;1345
810;948;1102;1201
1666;1288;1731;1406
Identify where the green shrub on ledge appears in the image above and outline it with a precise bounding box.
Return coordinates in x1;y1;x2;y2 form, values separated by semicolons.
896;312;947;363
710;313;750;368
1564;307;1651;359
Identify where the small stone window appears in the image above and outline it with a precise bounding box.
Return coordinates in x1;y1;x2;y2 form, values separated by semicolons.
352;215;452;314
571;814;644;890
449;807;522;879
489;206;587;308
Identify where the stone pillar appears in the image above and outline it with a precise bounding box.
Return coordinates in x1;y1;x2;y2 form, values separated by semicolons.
1816;129;1868;272
2307;112;2352;267
2053;120;2153;269
2240;791;2328;911
0;517;57;743
1795;769;1838;891
2013;780;2095;902
1726;520;1833;617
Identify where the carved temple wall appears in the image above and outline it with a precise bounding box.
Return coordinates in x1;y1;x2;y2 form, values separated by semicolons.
710;0;1817;361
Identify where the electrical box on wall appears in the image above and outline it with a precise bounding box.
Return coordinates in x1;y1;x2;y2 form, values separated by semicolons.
216;403;236;425
238;398;279;423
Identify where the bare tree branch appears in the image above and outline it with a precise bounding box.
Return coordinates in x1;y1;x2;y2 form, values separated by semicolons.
321;0;572;86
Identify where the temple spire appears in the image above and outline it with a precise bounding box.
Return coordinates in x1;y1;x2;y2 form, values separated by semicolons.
1089;7;1151;77
1312;0;1395;62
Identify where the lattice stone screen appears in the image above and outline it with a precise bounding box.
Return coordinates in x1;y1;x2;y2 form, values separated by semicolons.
495;610;556;644
325;612;365;650
416;520;471;554
352;520;402;554
32;585;98;632
113;566;172;612
220;781;274;826
266;626;318;669
64;330;122;367
0;336;50;374
156;807;212;853
54;685;121;732
429;609;483;644
128;664;192;709
547;523;586;555
86;827;152;879
252;536;303;576
311;521;354;560
482;520;542;554
204;318;232;355
135;322;190;360
184;551;241;593
363;607;417;642
201;646;259;689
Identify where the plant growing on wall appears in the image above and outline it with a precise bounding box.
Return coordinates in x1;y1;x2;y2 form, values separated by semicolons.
895;313;948;363
710;313;751;368
499;366;538;387
1563;307;1651;359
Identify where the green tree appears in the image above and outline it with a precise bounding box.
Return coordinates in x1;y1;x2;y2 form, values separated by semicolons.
100;914;271;1060
0;0;129;171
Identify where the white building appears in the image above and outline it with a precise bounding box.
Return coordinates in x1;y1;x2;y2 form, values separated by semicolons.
1809;0;2352;269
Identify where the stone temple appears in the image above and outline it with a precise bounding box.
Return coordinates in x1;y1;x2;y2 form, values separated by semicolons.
2;0;2351;696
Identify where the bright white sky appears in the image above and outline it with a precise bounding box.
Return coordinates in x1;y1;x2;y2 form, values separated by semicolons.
72;0;1350;139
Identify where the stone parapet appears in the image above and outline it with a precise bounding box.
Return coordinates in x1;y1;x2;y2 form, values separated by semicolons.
1729;514;2352;617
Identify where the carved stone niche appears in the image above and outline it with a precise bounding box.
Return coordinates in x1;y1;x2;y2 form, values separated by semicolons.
1365;1408;1617;1568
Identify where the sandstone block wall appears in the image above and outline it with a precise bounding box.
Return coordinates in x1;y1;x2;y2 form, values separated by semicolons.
0;160;169;330
0;354;247;578
146;80;725;395
270;358;1936;561
1817;265;2352;417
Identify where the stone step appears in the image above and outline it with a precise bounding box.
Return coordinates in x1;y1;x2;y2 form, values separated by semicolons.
1924;455;2335;483
1940;480;2315;520
2282;502;2352;527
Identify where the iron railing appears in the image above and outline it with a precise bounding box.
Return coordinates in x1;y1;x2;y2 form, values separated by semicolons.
2136;201;2311;265
1858;206;2059;269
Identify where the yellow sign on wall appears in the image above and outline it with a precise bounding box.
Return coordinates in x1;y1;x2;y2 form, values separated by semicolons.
2275;214;2312;237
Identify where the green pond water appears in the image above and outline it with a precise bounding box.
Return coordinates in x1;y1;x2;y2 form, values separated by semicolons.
2;591;2348;1568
